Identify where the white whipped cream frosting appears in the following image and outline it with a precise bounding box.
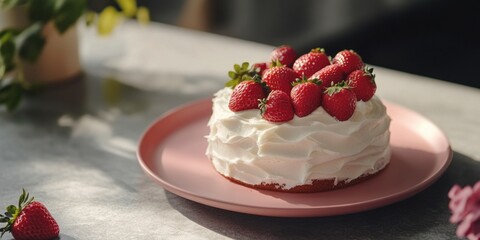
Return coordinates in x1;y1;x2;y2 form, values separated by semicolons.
206;87;391;189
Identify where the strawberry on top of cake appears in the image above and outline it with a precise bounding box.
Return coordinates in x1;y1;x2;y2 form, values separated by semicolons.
206;45;391;193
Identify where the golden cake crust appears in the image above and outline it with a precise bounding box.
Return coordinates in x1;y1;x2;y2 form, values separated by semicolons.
221;163;388;193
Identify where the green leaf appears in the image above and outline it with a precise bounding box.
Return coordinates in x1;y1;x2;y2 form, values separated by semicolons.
0;62;5;79
225;79;239;89
0;83;23;111
0;86;9;104
0;38;15;65
241;62;249;70
0;31;17;72
233;64;241;72
18;26;45;63
54;0;87;33
1;0;25;9
6;205;16;215
0;29;21;38
6;83;22;111
27;0;56;22
18;189;25;208
24;192;30;204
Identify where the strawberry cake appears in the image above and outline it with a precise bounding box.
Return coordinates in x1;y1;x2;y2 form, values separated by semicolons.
206;46;391;193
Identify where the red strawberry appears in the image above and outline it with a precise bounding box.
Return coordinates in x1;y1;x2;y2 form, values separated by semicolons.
332;49;364;74
270;45;297;67
262;65;298;94
229;78;267;112
310;64;344;90
291;78;322;117
1;189;60;240
252;62;268;76
347;66;376;101
292;48;330;78
322;81;357;121
259;90;294;122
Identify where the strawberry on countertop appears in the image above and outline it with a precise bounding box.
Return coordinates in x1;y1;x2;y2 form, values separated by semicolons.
259;90;294;122
322;81;357;121
291;77;322;117
347;66;377;101
293;48;330;78
0;189;60;240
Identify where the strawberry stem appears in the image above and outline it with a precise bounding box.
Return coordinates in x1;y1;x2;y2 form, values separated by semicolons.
258;98;267;115
364;66;376;79
0;189;34;237
311;47;325;53
292;74;322;86
269;59;283;68
324;80;351;96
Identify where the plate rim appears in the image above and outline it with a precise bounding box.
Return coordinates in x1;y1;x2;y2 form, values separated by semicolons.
137;98;453;217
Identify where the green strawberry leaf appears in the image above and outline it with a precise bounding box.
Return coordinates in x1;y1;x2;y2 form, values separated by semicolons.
226;62;256;89
233;64;241;73
18;189;26;208
0;227;8;238
6;205;16;215
225;79;239;89
3;212;11;218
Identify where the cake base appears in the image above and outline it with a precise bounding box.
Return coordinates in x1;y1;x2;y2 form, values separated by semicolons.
221;164;388;193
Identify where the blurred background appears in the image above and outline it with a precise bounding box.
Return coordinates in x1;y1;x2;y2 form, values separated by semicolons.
91;0;480;88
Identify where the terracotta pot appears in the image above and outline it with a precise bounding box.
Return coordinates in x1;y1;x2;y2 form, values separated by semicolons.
0;7;82;84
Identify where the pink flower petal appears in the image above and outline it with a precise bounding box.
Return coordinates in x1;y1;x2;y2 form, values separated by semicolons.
456;199;480;239
466;210;480;240
450;185;462;198
450;185;474;223
474;182;480;192
449;181;480;239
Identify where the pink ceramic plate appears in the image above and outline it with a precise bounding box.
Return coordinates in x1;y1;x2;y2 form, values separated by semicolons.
137;99;452;217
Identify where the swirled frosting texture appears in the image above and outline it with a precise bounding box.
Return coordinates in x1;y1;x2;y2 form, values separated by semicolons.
206;87;391;189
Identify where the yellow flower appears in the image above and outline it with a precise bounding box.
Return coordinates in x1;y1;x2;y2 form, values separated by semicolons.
116;0;137;17
97;6;120;36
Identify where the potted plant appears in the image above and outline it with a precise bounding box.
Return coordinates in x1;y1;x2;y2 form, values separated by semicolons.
0;0;149;111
